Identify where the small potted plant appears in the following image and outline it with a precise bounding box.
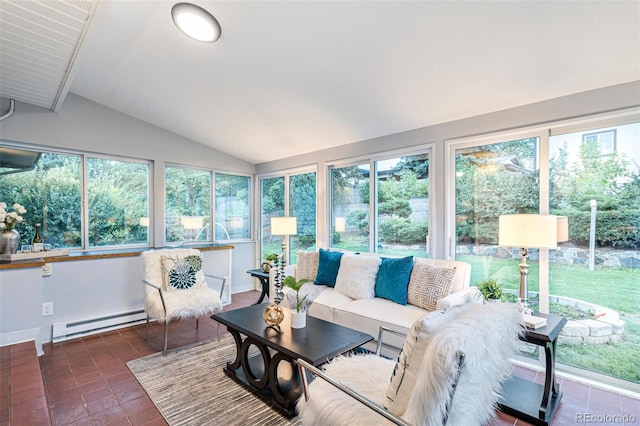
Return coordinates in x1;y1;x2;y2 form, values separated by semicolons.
261;253;280;272
477;279;505;302
284;275;310;328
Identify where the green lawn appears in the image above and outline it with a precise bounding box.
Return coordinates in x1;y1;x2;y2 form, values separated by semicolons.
458;254;640;383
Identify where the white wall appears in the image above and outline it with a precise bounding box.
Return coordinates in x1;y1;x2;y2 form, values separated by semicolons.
0;267;42;348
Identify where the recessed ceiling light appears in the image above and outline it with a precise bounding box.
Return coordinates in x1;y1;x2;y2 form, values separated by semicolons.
171;3;221;43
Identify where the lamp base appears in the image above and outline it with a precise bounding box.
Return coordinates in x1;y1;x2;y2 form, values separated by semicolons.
518;248;532;315
518;299;533;316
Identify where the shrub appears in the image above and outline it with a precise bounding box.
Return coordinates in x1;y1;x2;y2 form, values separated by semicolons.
347;210;368;230
379;217;428;245
379;199;412;218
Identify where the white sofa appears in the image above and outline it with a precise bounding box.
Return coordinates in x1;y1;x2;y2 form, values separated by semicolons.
270;252;482;357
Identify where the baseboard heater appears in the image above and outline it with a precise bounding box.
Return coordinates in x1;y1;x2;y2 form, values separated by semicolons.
52;309;147;343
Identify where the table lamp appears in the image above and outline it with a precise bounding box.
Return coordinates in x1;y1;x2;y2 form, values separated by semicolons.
181;216;204;241
499;214;568;314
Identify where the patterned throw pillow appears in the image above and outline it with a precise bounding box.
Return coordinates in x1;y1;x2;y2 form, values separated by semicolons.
407;263;457;311
160;255;203;291
296;250;319;282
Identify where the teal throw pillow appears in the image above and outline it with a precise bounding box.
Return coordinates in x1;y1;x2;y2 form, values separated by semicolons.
314;249;344;287
375;256;414;305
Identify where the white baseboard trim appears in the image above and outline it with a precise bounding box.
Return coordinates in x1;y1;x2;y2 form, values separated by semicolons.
0;327;40;348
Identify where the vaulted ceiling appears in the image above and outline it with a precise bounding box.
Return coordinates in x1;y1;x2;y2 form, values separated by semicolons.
1;1;639;164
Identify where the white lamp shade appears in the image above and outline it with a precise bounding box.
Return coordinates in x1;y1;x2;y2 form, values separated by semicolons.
499;214;558;249
271;216;297;236
334;217;346;232
139;217;149;227
181;216;204;230
556;216;569;243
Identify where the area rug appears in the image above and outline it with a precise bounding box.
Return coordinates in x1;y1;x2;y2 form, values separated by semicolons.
127;334;304;425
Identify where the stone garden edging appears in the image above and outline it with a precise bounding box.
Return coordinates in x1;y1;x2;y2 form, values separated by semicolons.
550;294;625;345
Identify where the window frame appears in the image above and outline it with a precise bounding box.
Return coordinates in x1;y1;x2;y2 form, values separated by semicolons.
445;108;640;390
164;163;253;246
327;146;434;256
85;153;152;249
0;141;153;251
256;165;318;263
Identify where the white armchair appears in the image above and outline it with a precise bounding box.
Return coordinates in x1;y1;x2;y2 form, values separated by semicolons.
141;248;226;355
296;302;523;426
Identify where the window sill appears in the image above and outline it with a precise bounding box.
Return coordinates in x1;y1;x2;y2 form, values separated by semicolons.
0;243;234;270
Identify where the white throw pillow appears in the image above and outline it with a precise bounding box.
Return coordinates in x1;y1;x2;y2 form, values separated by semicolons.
296;250;319;282
385;306;465;415
407;263;457;311
334;254;381;300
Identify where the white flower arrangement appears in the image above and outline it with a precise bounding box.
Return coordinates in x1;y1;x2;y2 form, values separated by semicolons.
0;202;27;231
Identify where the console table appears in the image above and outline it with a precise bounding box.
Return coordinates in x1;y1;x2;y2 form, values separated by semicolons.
247;269;269;305
498;312;567;426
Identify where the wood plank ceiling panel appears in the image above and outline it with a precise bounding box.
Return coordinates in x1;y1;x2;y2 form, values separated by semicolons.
0;0;93;110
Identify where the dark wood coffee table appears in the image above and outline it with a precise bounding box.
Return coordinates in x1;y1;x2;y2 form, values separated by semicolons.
211;304;373;417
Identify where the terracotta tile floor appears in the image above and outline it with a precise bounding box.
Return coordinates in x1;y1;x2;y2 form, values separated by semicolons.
2;290;639;425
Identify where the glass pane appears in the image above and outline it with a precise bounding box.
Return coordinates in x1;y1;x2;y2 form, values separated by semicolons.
331;164;370;252
454;138;539;357
165;166;210;243
261;176;284;262
0;149;82;249
215;173;250;240
550;122;640;384
88;158;149;247
376;154;429;258
290;172;316;264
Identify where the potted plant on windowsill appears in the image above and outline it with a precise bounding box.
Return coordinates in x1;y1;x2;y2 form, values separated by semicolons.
477;279;506;302
284;275;310;328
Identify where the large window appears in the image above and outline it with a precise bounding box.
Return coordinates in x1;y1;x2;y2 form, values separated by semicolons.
215;173;250;240
165;166;211;243
454;137;539;259
260;176;285;260
289;172;317;261
0;148;82;248
331;163;370;252
259;171;316;264
330;152;430;257
550;122;639;384
0;146;150;249
87;158;149;247
166;166;251;243
450;116;640;388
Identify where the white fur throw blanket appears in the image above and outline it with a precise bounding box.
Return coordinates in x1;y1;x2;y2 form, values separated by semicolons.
297;302;523;426
141;249;222;322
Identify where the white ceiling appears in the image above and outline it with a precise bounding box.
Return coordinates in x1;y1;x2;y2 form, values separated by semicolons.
2;1;639;164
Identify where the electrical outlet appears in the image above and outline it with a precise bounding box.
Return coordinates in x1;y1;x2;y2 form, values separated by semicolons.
42;302;54;316
42;263;52;276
